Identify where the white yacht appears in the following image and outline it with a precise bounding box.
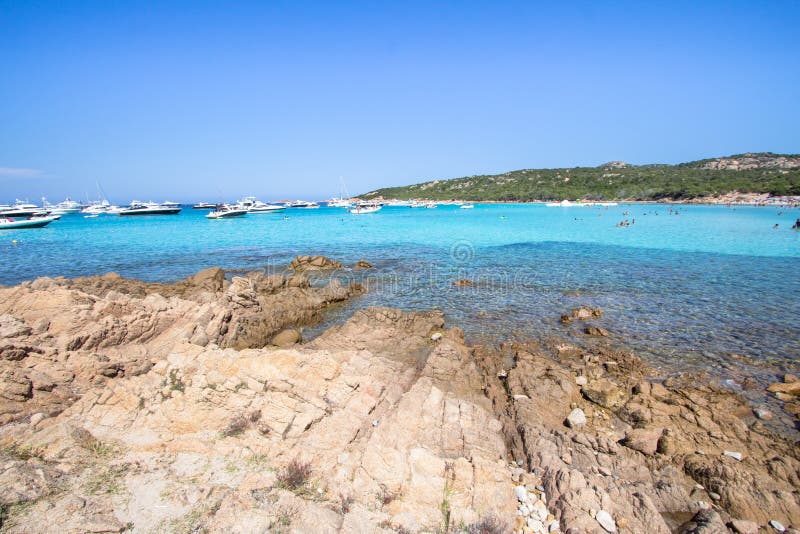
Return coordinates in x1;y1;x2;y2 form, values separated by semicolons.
285;200;320;208
192;202;216;209
327;197;353;208
0;200;49;218
43;197;82;214
118;201;182;216
206;204;248;219
81;200;114;215
349;203;382;215
162;201;181;208
236;196;285;212
460;204;475;209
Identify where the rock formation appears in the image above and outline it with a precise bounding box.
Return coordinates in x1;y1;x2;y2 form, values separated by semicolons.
0;269;798;533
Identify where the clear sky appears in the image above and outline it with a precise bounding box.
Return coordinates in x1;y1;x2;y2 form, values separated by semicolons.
1;0;798;203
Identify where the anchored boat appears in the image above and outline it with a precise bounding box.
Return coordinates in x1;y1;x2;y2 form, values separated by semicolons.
118;201;182;216
206;204;248;219
0;216;58;229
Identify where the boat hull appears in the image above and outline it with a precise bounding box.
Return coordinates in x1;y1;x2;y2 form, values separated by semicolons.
0;217;57;229
118;208;182;216
206;210;247;219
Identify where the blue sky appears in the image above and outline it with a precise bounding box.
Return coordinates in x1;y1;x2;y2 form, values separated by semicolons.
1;0;798;202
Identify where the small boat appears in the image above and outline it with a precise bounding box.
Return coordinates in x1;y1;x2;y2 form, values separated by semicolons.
349;203;382;215
424;202;437;209
193;202;216;209
118;201;182;216
206;204;248;219
285;200;320;208
460;204;475;209
0;216;58;229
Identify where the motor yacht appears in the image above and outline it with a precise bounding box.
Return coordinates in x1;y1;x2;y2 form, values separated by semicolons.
327;197;353;208
43;197;82;214
192;202;217;209
348;203;382;215
0;200;50;218
236;196;285;213
81;200;114;215
206;204;248;219
118;201;182;216
285;200;320;208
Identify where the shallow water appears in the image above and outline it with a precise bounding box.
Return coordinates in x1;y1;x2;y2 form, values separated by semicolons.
2;203;799;384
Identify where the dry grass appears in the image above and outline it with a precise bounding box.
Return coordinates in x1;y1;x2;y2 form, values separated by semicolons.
275;458;312;493
464;514;508;534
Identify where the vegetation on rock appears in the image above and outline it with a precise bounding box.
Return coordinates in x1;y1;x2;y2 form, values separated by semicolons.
362;152;800;201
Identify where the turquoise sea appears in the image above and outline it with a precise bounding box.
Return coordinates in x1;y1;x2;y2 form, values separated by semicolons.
2;203;799;393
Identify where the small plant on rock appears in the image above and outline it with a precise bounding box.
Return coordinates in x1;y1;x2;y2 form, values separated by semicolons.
271;503;299;533
221;415;248;437
337;492;354;514
377;484;400;507
168;369;185;392
465;514;507;534
275;458;312;493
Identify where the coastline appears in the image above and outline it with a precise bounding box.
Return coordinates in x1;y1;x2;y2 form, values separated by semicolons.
0;261;798;532
370;192;800;208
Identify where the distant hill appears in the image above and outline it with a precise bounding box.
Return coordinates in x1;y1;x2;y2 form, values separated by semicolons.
361;152;800;201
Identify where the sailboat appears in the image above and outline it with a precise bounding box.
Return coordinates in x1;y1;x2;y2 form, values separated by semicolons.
327;177;354;207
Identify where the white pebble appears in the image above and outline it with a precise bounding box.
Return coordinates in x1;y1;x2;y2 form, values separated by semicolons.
514;485;528;502
526;517;544;532
723;450;743;461
595;510;616;533
770;519;786;532
565;408;587;428
548;520;560;532
430;332;443;341
575;375;588;386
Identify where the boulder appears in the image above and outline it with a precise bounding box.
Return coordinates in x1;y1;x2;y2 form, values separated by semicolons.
622;427;664;455
767;381;800;396
352;260;373;270
188;267;226;292
272;329;301;347
729;519;759;534
582;378;626;409
289;255;344;271
565;408;587;428
560;306;603;324
584;326;610;337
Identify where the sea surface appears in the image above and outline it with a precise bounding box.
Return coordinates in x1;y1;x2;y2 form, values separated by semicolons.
2;203;799;393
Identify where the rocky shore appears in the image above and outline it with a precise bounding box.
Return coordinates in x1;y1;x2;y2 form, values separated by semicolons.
0;259;798;533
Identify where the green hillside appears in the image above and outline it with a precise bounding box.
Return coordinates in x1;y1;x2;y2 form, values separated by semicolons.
361;153;800;201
